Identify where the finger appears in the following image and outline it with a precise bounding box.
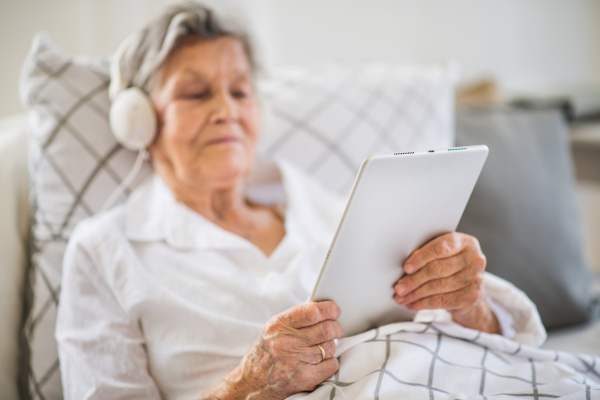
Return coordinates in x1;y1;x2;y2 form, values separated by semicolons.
395;266;483;305
404;282;480;312
299;320;344;346
395;249;483;296
281;301;342;329
403;233;478;274
297;357;339;388
313;357;339;380
305;340;336;365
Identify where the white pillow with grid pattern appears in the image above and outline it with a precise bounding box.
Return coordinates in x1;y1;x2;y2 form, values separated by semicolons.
20;32;456;399
258;63;456;196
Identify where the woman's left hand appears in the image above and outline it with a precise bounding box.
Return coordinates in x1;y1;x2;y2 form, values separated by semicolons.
393;232;501;334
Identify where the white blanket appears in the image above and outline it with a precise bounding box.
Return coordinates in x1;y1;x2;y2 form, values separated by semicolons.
290;322;600;400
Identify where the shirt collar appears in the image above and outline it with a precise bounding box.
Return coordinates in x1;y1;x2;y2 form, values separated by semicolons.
124;158;333;250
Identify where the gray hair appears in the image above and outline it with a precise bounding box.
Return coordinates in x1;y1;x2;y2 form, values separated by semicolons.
110;2;256;99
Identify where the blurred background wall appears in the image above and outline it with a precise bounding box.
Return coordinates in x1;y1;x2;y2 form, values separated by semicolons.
1;0;600;117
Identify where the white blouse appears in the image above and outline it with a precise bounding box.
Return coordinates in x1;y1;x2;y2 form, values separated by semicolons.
56;158;546;400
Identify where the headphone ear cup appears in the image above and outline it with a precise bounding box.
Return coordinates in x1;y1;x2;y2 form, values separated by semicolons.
109;87;157;151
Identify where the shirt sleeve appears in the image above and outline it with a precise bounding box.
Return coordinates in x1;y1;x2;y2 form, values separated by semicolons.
487;296;516;338
481;272;547;347
56;236;162;400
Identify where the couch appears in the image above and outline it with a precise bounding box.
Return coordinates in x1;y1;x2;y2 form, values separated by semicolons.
2;109;599;399
2;39;600;398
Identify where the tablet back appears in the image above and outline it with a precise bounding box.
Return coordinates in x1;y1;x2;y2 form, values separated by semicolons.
310;146;489;337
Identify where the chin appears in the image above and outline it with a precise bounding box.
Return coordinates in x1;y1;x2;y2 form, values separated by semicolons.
189;150;254;186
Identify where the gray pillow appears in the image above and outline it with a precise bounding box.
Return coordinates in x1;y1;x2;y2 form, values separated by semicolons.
456;106;598;330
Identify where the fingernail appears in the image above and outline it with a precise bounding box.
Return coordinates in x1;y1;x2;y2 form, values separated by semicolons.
395;295;406;305
395;282;407;295
404;262;414;273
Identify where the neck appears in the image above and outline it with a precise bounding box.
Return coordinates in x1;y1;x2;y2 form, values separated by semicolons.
168;176;254;228
156;169;286;257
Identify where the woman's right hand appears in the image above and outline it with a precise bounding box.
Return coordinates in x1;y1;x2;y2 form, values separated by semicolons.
202;301;344;400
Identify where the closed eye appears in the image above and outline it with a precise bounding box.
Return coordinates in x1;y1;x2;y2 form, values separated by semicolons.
231;91;248;99
189;91;209;99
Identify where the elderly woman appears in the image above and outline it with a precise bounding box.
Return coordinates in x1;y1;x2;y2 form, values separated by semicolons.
56;3;545;400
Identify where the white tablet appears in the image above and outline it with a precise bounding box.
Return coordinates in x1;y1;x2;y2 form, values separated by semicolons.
309;145;489;337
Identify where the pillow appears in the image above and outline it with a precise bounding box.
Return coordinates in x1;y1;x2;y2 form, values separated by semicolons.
257;63;456;196
20;32;457;399
20;34;153;400
456;106;599;330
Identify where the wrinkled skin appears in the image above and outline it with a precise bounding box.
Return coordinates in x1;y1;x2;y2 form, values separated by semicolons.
202;302;343;400
394;232;500;334
200;233;499;400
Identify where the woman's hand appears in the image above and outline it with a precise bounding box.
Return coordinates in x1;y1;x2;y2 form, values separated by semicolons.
393;232;500;334
202;301;343;400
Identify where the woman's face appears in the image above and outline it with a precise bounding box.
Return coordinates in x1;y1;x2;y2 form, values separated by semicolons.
149;36;259;190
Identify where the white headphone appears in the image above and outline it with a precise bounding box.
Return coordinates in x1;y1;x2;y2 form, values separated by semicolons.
103;12;200;211
100;34;156;212
108;35;157;151
108;12;199;151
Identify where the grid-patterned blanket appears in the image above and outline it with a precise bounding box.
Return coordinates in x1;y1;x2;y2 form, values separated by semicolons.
290;322;600;400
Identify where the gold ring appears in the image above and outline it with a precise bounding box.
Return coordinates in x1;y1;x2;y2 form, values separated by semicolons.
317;343;326;362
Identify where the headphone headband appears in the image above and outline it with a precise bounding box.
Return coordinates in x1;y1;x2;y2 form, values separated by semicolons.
109;11;198;100
108;11;208;152
109;33;139;100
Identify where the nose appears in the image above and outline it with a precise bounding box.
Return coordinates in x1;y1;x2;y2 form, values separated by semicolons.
209;91;238;124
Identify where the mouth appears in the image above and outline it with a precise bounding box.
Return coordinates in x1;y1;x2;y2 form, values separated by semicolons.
204;136;240;146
